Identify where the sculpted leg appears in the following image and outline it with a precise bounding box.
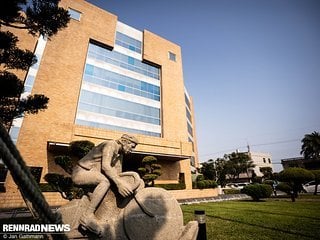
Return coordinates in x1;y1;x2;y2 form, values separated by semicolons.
79;180;110;236
72;168;111;236
87;180;110;212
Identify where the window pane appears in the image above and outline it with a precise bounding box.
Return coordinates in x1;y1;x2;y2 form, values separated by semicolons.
169;51;176;61
68;8;81;21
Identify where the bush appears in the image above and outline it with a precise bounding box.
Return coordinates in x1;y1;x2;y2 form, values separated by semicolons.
39;183;57;192
196;175;205;182
154;183;186;190
279;167;314;200
203;180;218;188
276;182;292;195
69;140;95;159
197;181;206;189
241;184;273;201
223;188;241;194
194;179;218;189
44;173;84;200
279;168;314;184
263;180;274;186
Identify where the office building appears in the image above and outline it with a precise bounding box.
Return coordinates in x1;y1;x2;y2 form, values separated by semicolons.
1;0;199;205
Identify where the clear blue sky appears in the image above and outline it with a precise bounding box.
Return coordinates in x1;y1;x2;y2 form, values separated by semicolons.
87;0;320;172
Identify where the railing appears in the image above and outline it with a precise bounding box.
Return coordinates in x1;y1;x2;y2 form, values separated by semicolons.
0;123;68;240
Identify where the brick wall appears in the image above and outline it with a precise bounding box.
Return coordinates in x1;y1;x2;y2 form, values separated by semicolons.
169;188;219;200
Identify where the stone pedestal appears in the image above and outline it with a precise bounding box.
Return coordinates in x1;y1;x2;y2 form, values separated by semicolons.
58;173;198;239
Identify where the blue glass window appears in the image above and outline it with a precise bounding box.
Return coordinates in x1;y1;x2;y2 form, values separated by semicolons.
9;127;20;144
169;51;176;61
115;31;142;54
83;64;160;101
128;57;134;65
186;107;192;123
76;119;160;137
24;75;35;93
68;8;81;21
77;41;162;137
118;85;125;91
185;94;191;109
85;64;94;75
87;43;160;80
78;90;160;125
187;122;193;137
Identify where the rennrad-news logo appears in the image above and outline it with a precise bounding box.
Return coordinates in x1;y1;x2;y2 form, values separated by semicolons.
2;224;70;233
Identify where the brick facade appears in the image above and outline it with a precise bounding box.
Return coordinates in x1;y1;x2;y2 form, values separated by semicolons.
1;0;199;207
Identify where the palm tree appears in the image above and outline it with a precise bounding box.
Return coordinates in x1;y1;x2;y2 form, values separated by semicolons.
301;131;320;161
244;159;256;178
225;152;255;180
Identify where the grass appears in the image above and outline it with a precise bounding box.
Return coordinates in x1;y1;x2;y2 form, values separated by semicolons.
182;195;320;240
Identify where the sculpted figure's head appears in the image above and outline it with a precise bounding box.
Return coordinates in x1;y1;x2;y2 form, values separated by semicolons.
118;134;139;154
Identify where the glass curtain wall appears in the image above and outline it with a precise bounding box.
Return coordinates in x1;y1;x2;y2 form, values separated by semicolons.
75;22;161;137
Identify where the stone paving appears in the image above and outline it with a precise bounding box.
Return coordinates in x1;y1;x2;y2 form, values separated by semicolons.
178;194;250;205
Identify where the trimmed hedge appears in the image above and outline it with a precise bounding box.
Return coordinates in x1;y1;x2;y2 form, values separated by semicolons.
276;182;292;195
223;188;241;194
154;183;186;190
241;184;273;201
196;180;218;189
39;183;57;192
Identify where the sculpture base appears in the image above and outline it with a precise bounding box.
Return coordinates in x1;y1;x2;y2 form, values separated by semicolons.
58;173;198;239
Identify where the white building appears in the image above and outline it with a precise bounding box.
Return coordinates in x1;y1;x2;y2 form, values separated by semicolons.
249;152;273;177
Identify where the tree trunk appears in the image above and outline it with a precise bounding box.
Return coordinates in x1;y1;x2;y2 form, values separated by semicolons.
290;191;295;202
314;184;318;195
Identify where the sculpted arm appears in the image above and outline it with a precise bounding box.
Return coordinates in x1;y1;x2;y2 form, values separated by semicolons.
101;143;132;197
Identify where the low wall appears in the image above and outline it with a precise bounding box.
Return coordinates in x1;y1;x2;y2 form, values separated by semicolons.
0;188;221;209
169;188;220;200
0;192;69;209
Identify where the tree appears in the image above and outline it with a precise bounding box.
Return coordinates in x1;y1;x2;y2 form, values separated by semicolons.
0;0;70;129
279;168;314;202
310;170;320;195
44;140;95;200
260;167;273;180
215;158;227;186
200;159;216;180
138;156;161;187
224;152;255;181
301;131;320;161
241;184;273;201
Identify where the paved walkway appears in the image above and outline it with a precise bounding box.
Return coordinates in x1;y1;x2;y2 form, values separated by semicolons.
178;194;250;204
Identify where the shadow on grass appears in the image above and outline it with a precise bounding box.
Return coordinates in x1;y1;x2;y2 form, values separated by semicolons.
214;205;320;221
183;210;316;239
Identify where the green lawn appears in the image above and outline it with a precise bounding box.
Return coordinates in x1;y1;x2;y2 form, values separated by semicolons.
182;195;320;240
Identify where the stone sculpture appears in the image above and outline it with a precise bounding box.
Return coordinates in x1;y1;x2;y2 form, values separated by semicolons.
58;134;198;239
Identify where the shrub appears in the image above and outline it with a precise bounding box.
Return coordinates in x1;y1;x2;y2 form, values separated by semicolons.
279;167;314;201
54;155;73;174
39;183;56;192
279;168;314;184
194;179;218;189
263;180;274;186
223;188;241;194
154;183;186;190
196;174;205;182
138;156;161;187
44;173;83;200
241;184;273;201
69;140;95;159
276;182;292;195
203;180;218;188
197;181;206;189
